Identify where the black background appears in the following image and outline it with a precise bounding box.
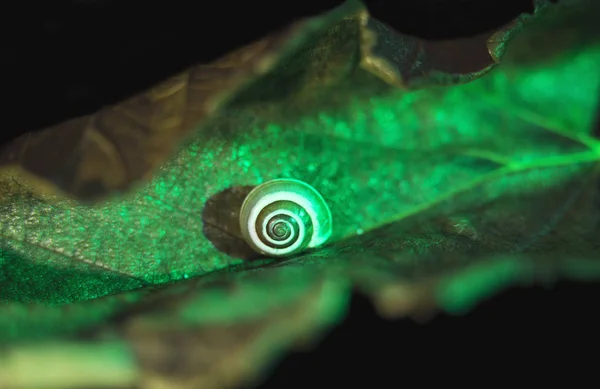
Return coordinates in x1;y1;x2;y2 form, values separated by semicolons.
1;0;598;387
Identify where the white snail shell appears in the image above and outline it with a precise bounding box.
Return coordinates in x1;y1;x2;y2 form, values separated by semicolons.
239;179;333;257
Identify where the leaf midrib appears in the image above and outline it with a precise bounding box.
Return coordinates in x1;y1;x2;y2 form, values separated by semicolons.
344;150;600;240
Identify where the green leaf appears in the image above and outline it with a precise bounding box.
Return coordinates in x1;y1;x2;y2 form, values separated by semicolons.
1;1;600;388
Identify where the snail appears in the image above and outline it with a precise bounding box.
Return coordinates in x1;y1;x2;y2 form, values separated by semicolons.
239;179;333;257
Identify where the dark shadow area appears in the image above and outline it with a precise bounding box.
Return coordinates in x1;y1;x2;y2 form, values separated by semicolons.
363;0;540;39
593;105;600;139
258;282;600;387
202;185;261;260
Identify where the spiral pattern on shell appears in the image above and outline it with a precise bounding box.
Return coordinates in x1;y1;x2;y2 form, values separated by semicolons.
239;179;333;257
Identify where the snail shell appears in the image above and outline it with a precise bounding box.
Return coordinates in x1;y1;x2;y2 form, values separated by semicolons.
239;179;333;257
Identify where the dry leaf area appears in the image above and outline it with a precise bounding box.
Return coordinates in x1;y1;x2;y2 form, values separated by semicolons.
1;0;600;388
